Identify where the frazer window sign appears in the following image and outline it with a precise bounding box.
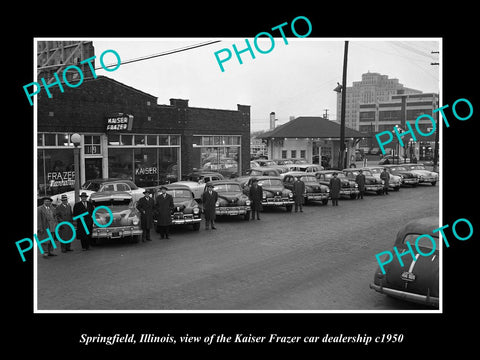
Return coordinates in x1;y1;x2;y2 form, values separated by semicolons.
106;113;134;131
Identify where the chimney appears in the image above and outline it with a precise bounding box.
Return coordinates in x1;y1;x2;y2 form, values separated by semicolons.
269;112;277;130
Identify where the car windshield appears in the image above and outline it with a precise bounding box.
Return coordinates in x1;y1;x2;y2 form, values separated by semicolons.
409;165;426;170
261;161;276;166
300;175;317;182
279;160;293;165
83;182;101;191
369;168;382;174
390;166;407;171
92;199;133;211
213;184;242;192
403;233;438;250
258;179;283;186
167;189;192;198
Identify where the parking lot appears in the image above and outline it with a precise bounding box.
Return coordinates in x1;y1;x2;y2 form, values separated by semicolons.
37;178;439;311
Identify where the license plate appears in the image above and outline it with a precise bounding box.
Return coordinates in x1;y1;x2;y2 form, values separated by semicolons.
401;271;416;282
112;232;120;237
230;211;239;215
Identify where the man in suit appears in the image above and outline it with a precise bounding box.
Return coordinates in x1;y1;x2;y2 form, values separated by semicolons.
137;190;155;242
155;186;174;239
355;169;366;199
202;183;218;229
293;176;306;212
37;196;58;258
248;178;263;220
55;194;74;252
329;172;342;206
380;168;390;195
73;192;95;251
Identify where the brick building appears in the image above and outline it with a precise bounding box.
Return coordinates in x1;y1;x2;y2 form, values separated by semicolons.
37;76;250;196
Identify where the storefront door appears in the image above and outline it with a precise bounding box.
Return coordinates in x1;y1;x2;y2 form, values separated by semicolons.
85;158;103;181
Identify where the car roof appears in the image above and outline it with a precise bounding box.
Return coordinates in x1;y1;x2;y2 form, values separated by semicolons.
86;178;131;183
207;180;243;186
284;171;317;177
251;176;282;180
395;216;440;244
90;191;132;201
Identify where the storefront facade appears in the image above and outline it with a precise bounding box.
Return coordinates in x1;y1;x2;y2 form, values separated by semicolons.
37;76;250;197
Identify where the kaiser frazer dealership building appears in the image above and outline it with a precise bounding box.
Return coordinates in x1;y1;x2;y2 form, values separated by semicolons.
37;76;250;197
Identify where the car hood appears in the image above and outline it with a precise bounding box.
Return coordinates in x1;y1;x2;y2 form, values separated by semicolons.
217;192;248;204
409;170;437;177
93;207;139;227
263;186;289;196
304;182;328;192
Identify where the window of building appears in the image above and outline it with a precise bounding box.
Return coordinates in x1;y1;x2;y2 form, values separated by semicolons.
282;150;287;159
84;135;102;155
192;135;242;177
300;150;306;159
291;150;297;158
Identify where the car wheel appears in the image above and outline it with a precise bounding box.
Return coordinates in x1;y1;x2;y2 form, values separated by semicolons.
431;181;436;186
192;223;200;231
350;194;357;199
91;238;97;246
377;190;383;195
132;235;141;243
394;186;400;191
244;211;250;221
155;225;161;233
322;199;328;205
286;205;293;212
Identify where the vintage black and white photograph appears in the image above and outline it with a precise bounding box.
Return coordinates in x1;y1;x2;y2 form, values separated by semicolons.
32;37;442;312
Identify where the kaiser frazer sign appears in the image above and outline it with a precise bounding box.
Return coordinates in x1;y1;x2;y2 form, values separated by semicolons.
106;113;133;131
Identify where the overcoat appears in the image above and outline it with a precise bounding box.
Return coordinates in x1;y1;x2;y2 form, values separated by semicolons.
248;184;263;211
293;179;306;205
136;196;155;229
73;200;95;238
329;177;342;199
155;193;174;226
380;170;390;189
38;205;57;235
355;173;366;192
55;202;74;241
202;190;218;221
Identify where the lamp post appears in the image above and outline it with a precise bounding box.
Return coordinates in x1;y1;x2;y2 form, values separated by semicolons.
71;133;81;205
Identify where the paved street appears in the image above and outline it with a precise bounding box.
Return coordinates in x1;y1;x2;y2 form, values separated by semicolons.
37;183;439;311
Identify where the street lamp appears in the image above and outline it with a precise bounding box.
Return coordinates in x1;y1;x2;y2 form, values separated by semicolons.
71;133;81;204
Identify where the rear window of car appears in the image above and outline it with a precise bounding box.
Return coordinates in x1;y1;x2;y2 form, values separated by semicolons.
403;233;439;250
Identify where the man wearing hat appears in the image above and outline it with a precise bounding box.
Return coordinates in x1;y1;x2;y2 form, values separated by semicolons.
37;196;58;258
55;194;74;252
380;168;390;195
155;186;174;239
329;172;341;206
73;192;95;251
248;178;262;220
202;183;218;229
137;189;155;242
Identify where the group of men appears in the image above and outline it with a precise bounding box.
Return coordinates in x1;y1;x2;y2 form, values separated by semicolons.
37;192;95;258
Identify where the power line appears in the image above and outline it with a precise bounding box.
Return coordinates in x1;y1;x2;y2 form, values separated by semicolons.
98;40;222;70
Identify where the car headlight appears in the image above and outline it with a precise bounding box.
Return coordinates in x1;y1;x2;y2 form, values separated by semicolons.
354;183;358;188
326;188;330;193
245;199;251;206
215;201;220;207
262;192;267;198
381;180;385;184
288;192;293;198
193;207;200;214
132;218;139;226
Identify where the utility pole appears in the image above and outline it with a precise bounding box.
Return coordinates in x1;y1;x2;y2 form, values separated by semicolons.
431;51;439;172
323;109;329;119
338;41;349;169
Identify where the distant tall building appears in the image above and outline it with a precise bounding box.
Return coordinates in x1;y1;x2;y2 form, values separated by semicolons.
337;71;421;130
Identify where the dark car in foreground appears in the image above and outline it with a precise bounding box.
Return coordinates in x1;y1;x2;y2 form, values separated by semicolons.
89;191;143;244
315;170;359;199
283;172;330;205
243;176;294;212
148;184;202;231
370;216;439;308
207;180;251;220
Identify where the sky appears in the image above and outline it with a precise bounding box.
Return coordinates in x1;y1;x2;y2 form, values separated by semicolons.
92;38;440;132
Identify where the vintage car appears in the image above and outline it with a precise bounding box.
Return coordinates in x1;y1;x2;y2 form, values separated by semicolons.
369;216;439;308
402;164;438;186
315;170;359;199
364;166;402;191
342;168;384;195
383;165;420;187
147;184;202;231
245;167;282;177
173;171;224;200
89;191;143;244
250;160;260;168
282;172;330;205
243;176;294;211
289;164;324;173
255;159;278;167
82;178;146;202
207;180;251;220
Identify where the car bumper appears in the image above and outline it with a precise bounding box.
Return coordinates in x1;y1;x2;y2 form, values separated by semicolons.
170;214;201;225
339;189;359;195
305;193;329;200
262;198;294;206
419;177;438;183
92;227;143;239
402;178;419;185
369;283;439;307
216;206;251;216
365;184;383;191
